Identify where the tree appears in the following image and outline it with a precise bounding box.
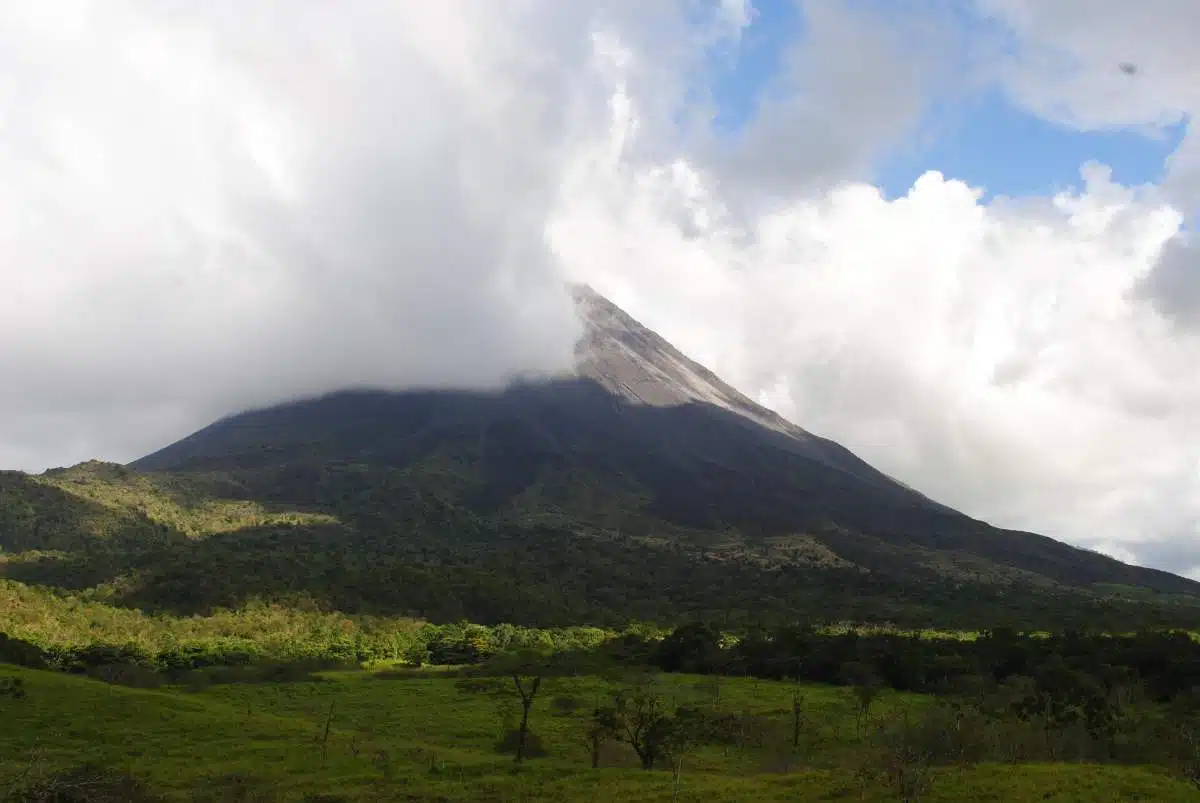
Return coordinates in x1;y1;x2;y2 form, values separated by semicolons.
657;622;725;674
593;677;721;778
585;704;616;768
0;674;26;701
0;634;46;669
594;681;672;770
791;685;806;749
662;705;706;803
1175;724;1200;790
1166;690;1200;789
872;710;935;803
843;662;883;733
456;647;600;763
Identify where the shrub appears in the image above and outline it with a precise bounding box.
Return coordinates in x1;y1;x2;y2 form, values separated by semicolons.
0;634;47;669
55;644;155;674
0;676;25;700
551;694;584;716
494;728;548;759
86;663;164;689
4;764;165;803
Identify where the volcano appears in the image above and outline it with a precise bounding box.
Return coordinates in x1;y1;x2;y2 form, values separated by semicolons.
36;284;1177;627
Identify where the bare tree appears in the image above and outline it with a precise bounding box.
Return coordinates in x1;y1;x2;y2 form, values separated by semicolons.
456;648;571;763
791;685;805;749
842;663;882;734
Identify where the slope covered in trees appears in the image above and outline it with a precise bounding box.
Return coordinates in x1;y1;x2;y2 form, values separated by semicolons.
2;459;1199;631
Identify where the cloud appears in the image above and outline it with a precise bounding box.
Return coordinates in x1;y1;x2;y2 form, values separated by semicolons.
707;0;965;201
972;0;1199;208
1136;235;1200;329
0;0;909;472
0;1;733;470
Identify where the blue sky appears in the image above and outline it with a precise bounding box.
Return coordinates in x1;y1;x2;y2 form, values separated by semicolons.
708;0;1187;201
878;91;1189;201
707;0;801;135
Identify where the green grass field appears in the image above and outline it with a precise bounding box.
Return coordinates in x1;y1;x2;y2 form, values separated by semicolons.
2;665;1197;801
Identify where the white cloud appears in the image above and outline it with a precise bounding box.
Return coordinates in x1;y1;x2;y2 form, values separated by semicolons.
0;1;608;467
970;2;1200;388
544;0;1200;572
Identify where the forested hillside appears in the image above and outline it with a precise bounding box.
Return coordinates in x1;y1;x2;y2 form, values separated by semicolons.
2;459;1199;631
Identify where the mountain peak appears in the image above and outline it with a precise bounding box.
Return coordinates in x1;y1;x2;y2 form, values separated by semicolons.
570;283;809;440
569;283;957;506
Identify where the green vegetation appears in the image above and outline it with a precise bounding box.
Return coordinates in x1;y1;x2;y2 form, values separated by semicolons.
4;369;1200;800
4;458;1200;799
0;579;631;672
3;661;1200;801
4;461;1200;632
6;606;1200;799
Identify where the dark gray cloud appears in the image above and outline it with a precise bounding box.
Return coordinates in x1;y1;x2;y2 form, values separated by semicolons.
1137;236;1200;330
1131;538;1200;580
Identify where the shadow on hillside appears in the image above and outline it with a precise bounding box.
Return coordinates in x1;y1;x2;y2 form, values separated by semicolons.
0;471;186;553
43;458;341;522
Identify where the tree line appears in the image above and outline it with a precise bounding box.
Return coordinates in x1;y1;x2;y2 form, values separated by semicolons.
7;616;1200;710
656;622;1200;702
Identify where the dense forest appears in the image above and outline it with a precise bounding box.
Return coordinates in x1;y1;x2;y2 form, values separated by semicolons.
4;462;1200;634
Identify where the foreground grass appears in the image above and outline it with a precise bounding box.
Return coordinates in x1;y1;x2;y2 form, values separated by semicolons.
0;665;1196;801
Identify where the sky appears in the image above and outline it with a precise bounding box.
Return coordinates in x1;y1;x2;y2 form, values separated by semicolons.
1;1;1198;577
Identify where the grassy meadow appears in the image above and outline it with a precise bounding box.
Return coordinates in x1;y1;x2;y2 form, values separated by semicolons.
2;663;1197;802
